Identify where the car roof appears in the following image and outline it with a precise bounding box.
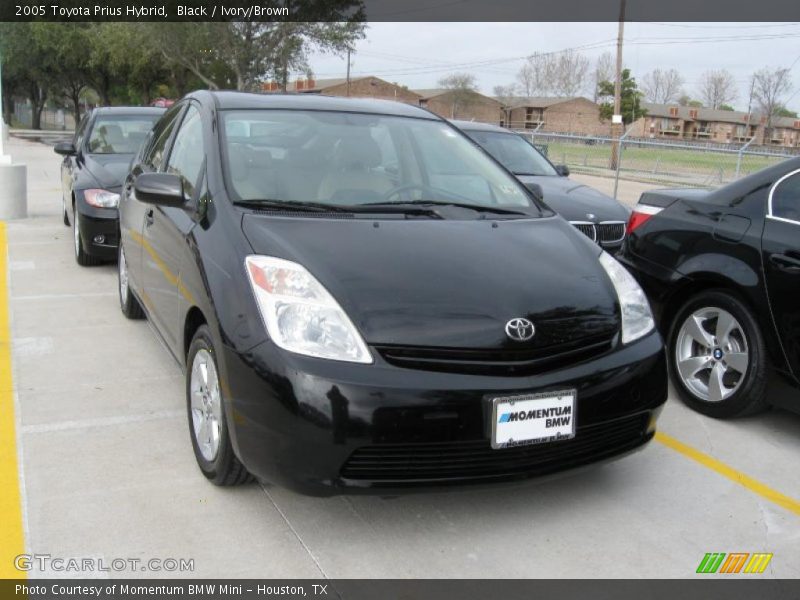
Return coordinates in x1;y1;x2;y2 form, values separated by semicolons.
193;90;439;120
92;106;166;116
450;119;513;133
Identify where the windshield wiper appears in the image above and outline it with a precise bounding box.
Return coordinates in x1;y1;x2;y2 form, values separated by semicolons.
234;198;443;218
360;200;529;216
234;199;348;212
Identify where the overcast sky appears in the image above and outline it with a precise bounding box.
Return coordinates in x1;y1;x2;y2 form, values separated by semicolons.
306;22;800;112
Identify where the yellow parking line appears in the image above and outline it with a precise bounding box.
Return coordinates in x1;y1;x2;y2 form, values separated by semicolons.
0;222;26;578
656;431;800;517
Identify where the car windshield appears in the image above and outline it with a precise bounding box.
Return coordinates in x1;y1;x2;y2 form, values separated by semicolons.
87;114;161;154
465;130;557;177
220;110;537;213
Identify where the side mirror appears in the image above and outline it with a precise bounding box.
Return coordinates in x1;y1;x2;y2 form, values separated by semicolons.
555;164;570;177
134;173;186;208
525;182;544;202
54;141;77;156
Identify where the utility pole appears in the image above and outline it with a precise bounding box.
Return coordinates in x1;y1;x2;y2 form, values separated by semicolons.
610;0;626;170
346;46;352;97
746;76;756;142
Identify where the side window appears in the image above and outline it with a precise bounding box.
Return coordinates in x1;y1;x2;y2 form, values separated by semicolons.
772;171;800;222
165;105;204;197
143;105;183;171
73;114;89;149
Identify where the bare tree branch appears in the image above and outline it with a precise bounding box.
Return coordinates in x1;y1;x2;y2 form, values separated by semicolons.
698;69;737;109
641;68;685;104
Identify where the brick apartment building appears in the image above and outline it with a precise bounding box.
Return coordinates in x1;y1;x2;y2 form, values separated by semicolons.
503;97;609;135
414;89;504;123
262;77;799;148
634;102;800;148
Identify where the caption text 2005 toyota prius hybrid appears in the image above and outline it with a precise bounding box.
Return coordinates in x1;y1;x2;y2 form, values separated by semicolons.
118;91;667;495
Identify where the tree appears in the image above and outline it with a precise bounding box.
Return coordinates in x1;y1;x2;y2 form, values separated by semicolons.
144;6;365;92
752;67;793;133
678;94;691;106
517;49;589;97
641;68;684;104
0;23;56;129
437;73;479;119
688;99;703;107
775;106;798;118
698;69;737;109
31;23;93;124
593;52;613;103
718;104;735;111
598;69;646;124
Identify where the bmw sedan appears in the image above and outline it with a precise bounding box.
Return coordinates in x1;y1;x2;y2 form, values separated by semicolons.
452;121;631;253
118;91;667;495
620;158;800;418
55;106;165;265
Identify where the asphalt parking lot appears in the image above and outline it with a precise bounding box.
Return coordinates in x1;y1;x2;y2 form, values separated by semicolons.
2;136;799;579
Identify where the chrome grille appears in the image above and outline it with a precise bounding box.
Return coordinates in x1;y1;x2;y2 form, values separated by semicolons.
571;221;597;242
570;221;626;246
597;222;626;244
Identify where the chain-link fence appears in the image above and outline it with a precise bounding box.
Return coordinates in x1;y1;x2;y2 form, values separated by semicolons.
518;130;798;196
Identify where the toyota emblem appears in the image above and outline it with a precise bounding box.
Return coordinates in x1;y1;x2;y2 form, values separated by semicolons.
505;318;535;342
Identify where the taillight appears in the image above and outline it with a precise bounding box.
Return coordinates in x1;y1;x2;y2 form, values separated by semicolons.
626;205;663;234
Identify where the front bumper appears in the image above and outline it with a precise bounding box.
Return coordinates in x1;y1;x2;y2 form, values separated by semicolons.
76;198;119;260
221;331;667;496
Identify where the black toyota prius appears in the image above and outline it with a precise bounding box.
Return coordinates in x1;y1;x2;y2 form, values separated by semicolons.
118;91;666;495
55;106;165;265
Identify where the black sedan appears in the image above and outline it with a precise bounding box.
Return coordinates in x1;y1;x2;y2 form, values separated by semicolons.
452;121;631;253
55;106;165;265
118;91;666;495
619;158;800;418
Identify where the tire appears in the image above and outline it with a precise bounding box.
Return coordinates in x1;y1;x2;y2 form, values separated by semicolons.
73;208;102;266
62;195;70;226
668;290;769;418
186;325;253;486
118;244;145;319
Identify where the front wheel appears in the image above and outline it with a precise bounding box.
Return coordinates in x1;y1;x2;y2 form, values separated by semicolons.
186;325;253;486
669;290;769;418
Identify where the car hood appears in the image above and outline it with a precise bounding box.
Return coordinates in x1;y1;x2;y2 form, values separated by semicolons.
83;154;134;190
517;175;630;223
242;214;620;350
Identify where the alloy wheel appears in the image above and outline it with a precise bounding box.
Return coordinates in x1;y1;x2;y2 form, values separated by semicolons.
675;307;749;403
190;349;223;462
119;247;129;303
73;212;81;257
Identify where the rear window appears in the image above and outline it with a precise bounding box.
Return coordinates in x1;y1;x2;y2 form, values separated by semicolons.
87;114;162;155
465;130;557;177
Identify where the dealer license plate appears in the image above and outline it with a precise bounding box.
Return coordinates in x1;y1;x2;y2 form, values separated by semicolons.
491;390;576;449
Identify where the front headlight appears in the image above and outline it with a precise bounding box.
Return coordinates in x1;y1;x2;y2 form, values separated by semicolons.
245;255;372;364
84;188;120;208
598;251;655;344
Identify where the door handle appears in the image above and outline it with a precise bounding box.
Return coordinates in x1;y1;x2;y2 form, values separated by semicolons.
770;253;800;271
145;208;154;227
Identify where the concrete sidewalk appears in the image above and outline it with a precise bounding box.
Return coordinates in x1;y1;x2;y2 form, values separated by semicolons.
2;136;798;579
